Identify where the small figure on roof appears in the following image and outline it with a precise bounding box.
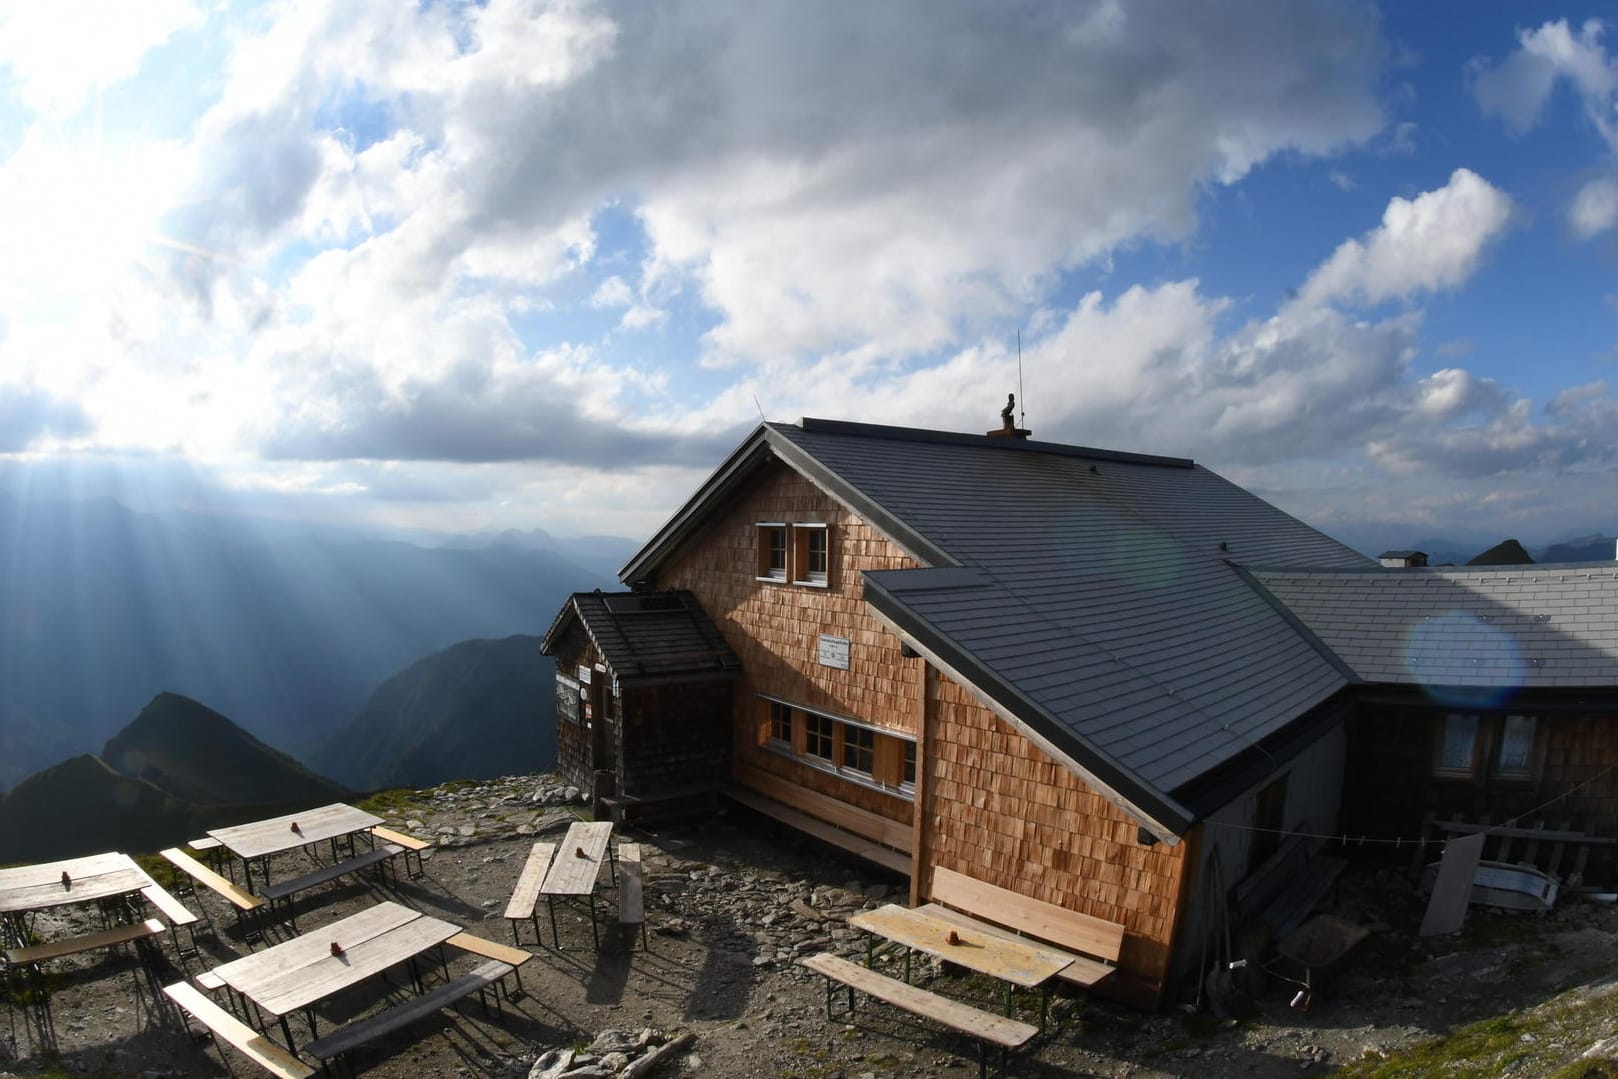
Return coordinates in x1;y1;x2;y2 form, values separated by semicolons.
1000;393;1016;430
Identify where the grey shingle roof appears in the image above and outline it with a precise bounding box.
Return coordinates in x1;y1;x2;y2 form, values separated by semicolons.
1249;565;1618;689
763;419;1370;834
540;590;741;681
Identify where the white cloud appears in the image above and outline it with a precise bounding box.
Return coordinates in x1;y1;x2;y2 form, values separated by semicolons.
1570;177;1618;238
1296;169;1513;309
590;276;632;309
1473;18;1618;148
0;0;203;115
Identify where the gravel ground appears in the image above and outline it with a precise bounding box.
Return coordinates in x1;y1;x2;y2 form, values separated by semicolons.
4;774;1618;1078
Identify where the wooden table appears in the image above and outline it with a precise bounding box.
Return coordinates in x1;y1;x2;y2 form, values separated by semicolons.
0;852;185;972
0;853;154;917
539;821;614;949
208;803;383;893
848;903;1073;1023
209;900;459;1048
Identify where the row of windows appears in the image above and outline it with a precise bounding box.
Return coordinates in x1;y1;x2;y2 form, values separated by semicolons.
762;698;915;794
1436;712;1538;781
756;523;829;586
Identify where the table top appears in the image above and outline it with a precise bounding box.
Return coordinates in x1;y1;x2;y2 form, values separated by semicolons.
0;852;155;914
210;901;459;1017
208;803;383;861
540;821;613;897
849;903;1074;989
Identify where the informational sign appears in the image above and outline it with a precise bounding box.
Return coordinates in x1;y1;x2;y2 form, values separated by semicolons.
578;664;592;684
817;634;851;670
556;676;581;725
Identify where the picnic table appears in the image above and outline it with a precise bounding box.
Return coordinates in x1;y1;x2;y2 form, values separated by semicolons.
0;852;194;973
208;900;459;1049
539;821;615;949
208;803;384;893
849;903;1073;1024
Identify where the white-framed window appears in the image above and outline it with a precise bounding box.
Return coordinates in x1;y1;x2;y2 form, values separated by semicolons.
1433;712;1541;782
756;523;788;581
793;524;830;586
768;700;793;747
804;712;835;762
757;695;914;796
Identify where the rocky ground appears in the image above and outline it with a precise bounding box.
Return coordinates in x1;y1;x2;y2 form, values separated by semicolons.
4;773;1618;1078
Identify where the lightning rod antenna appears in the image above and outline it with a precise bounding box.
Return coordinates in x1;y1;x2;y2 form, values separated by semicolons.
1017;329;1026;427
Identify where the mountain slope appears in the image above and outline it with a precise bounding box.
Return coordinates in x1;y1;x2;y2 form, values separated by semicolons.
316;635;555;791
103;692;346;806
0;754;194;863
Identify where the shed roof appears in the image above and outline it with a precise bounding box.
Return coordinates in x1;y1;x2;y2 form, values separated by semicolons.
1248;564;1618;690
623;418;1370;837
540;590;741;682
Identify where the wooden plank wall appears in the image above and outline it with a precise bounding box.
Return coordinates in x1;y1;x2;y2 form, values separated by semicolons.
1343;707;1618;882
548;624;597;791
618;680;732;800
921;667;1189;1007
655;462;922;826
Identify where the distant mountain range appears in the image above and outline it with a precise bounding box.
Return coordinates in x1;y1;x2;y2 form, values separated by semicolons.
0;692;348;863
315;635;557;791
1368;534;1617;567
0;493;611;790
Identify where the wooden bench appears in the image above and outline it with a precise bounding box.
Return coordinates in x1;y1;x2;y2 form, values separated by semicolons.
164;980;313;1079
800;953;1036;1078
188;835;233;879
725;765;911;875
504;841;556;946
260;844;402;929
618;843;646;951
370;825;432;877
447;931;532;998
4;917;166;969
162;847;267;942
141;883;202;957
304;959;514;1075
929;867;1124;989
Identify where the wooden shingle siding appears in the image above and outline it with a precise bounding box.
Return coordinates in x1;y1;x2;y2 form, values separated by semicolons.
921;667;1188;1006
656;463;921;828
550;627;598;790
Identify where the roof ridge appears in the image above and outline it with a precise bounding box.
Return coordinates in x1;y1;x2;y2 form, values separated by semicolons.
790;417;1194;468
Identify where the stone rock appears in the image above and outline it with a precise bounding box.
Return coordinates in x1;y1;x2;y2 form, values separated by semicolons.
527;1049;575;1079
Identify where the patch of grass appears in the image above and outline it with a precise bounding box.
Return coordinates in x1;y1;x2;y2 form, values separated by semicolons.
357;788;427;817
1336;982;1618;1078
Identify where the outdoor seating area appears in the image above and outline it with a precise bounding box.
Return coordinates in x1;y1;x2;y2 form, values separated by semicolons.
2;804;648;1076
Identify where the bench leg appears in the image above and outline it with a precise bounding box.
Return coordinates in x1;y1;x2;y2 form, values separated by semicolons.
547;897;560;950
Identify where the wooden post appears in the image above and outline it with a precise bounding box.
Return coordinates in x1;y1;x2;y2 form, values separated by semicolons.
908;661;932;907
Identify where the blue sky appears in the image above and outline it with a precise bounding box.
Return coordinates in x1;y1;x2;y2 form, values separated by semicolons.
1;2;1617;554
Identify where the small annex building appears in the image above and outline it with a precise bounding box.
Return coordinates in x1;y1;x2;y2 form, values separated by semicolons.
540;416;1618;1008
542;589;740;821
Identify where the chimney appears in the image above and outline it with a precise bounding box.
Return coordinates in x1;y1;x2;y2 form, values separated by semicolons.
987;392;1031;440
1378;550;1428;568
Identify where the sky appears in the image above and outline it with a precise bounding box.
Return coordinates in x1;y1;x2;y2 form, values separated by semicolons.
2;1;1617;555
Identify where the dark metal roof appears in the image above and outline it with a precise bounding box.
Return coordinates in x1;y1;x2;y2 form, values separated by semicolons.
1249;564;1618;691
764;420;1369;835
622;418;1370;838
540;590;741;681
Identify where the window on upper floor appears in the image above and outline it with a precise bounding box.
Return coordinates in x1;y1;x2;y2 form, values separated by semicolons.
756;523;788;581
793;524;829;586
755;521;831;587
